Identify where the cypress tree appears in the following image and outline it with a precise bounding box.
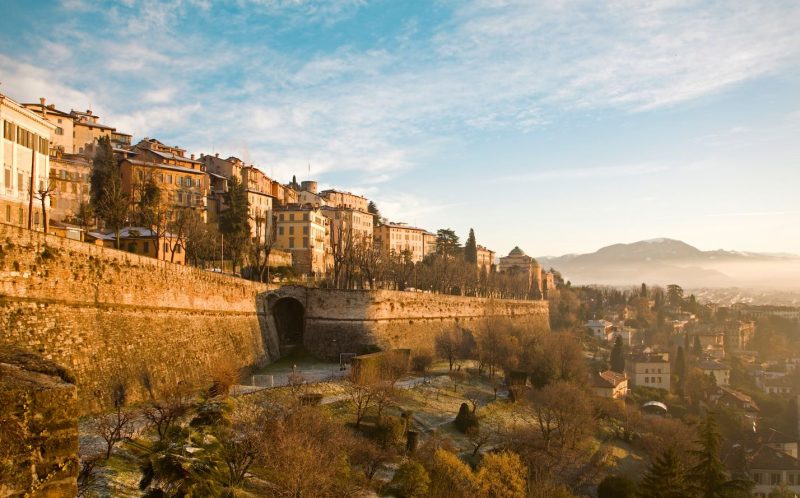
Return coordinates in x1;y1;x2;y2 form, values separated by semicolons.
464;228;478;264
610;336;625;373
219;176;251;272
693;336;703;357
674;346;686;392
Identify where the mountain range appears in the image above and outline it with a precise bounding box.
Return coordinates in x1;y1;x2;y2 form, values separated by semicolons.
537;238;800;290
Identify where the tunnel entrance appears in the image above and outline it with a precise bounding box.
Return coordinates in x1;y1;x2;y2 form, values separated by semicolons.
273;297;305;353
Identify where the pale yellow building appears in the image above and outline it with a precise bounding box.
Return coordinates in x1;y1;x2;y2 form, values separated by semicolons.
476;244;495;273
320;188;369;212
627;353;671;391
1;93;54;229
49;150;91;222
498;246;544;297
321;206;374;249
23;98;129;155
423;231;437;257
119;138;209;222
374;222;427;262
275;205;330;274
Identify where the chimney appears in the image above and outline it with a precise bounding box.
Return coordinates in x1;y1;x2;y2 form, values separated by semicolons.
190;154;195;160
40;98;47;118
86;109;92;115
215;153;219;158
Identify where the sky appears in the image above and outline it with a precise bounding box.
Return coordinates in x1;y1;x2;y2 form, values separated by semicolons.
0;0;798;257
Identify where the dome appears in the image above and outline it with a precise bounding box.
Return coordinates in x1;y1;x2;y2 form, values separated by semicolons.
508;246;526;256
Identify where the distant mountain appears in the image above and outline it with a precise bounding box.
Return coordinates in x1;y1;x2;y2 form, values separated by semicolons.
538;238;800;289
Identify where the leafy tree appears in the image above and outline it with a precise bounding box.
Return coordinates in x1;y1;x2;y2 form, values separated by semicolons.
219;177;250;273
98;178;129;249
637;448;692;498
598;475;636;498
476;451;527;498
687;414;752;497
610;336;625;373
390;460;430;498
454;402;478;433
464;228;478;264
428;448;478;498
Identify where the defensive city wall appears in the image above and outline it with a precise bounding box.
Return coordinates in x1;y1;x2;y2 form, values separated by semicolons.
0;223;549;415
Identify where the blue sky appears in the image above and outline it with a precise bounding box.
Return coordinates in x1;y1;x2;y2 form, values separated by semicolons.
1;0;798;256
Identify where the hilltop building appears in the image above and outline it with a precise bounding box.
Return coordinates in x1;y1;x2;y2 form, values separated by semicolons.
0;93;54;230
498;246;544;297
591;370;628;399
23;98;131;154
374;222;428;262
627;352;671;391
48;149;91;222
118;138;209;221
275;204;330;274
476;244;495;274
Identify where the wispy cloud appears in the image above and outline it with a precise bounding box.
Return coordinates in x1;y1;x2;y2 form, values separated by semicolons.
494;164;669;183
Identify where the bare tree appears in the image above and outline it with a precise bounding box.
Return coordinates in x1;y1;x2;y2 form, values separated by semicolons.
251;209;277;282
141;382;193;440
35;178;57;233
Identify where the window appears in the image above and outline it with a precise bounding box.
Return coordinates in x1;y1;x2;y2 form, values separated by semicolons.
771;473;781;485
4;168;10;188
289;226;294;235
143;242;149;253
278;227;284;235
752;472;762;484
5;205;9;222
3;121;15;140
55;127;64;136
164;242;169;253
288;237;294;248
17;173;23;192
289;213;295;221
303;226;309;235
17;208;23;225
303;237;308;248
127;243;136;253
167;174;172;184
176;245;181;254
303;213;309;221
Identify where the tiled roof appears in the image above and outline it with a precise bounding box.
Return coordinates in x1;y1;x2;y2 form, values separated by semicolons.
592;370;627;388
698;360;729;371
750;445;800;471
122;158;205;175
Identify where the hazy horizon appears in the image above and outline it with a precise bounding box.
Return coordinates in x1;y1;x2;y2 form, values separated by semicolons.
1;0;798;256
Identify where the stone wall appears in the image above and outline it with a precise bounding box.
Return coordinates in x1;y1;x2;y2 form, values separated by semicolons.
269;287;550;359
0;223;274;414
0;351;78;498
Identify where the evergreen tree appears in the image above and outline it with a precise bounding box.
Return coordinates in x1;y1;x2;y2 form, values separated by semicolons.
598;475;636;498
610;336;625;373
464;228;478;264
687;414;753;497
435;228;461;257
367;201;381;227
693;336;703;357
641;282;648;298
90;136;116;209
219;177;251;273
674;346;686;393
684;332;690;351
637;448;692;498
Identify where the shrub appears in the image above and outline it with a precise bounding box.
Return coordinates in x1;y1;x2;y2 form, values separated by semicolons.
411;353;433;374
598;475;637;498
454;402;479;433
389;460;430;498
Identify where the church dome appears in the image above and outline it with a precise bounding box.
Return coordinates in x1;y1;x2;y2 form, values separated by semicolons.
508;246;526;256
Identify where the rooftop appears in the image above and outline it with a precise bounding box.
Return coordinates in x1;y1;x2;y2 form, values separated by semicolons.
750;445;800;471
592;370;627;388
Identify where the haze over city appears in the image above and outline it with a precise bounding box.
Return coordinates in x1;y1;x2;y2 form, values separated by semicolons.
1;0;799;256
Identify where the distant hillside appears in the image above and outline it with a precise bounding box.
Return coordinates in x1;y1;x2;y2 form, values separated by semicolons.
538;238;800;290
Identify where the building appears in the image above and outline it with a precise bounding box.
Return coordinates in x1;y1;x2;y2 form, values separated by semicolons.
23;98;129;154
758;375;794;396
322;206;374;249
87;227;185;265
320;188;369;212
591;370;628;399
627;353;671;391
748;445;800;497
374;222;428;262
275;204;330;274
1;93;55;230
48;150;91;222
119;138;209;222
498;246;543;297
240;165;274;239
422;231;437;257
586;319;615;341
476;245;495;274
698;360;731;386
725;320;756;352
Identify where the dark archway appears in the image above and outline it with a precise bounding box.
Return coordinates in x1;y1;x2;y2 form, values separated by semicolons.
273;297;305;349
